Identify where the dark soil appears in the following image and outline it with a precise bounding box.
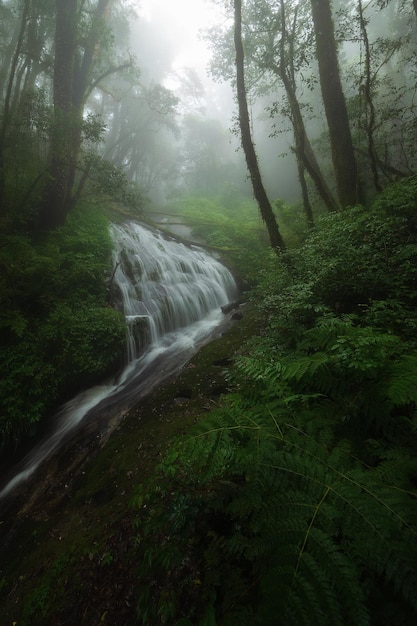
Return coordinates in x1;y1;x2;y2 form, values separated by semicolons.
0;303;257;625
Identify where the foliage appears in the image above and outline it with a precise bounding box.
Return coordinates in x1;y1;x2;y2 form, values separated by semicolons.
85;153;145;213
0;0;147;230
133;394;417;624
0;204;126;448
21;555;70;623
257;179;417;343
372;174;417;222
173;190;305;285
132;177;417;625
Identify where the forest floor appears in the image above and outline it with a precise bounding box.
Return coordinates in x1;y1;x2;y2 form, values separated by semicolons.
0;302;257;625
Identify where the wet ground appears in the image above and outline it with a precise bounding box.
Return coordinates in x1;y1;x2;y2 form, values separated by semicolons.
0;303;255;625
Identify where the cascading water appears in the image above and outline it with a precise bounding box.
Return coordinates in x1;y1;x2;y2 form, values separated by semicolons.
0;222;238;505
111;222;237;365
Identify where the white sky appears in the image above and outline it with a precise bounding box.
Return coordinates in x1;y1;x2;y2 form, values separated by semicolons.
136;0;223;72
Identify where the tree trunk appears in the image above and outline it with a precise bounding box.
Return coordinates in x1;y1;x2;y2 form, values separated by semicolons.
0;0;31;211
414;0;417;20
296;156;314;229
358;0;381;193
276;0;338;215
65;0;112;197
280;69;339;213
310;0;362;207
234;0;285;252
73;0;112;108
38;0;113;230
38;0;78;230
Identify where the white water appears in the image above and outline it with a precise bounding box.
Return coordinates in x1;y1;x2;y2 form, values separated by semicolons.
111;222;237;363
0;222;237;503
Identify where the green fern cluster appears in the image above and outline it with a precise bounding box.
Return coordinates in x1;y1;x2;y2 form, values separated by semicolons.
233;316;417;440
133;326;417;625
134;402;417;625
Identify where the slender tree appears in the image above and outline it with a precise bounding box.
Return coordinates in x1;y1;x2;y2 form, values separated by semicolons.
208;0;339;217
358;0;382;192
233;0;285;251
310;0;362;207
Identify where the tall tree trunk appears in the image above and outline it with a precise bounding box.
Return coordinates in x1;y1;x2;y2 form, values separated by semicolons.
73;0;112;108
276;0;338;215
65;0;112;199
38;0;78;230
0;0;31;211
234;0;285;252
39;0;112;229
296;155;314;229
310;0;362;207
414;0;417;20
280;69;339;213
358;0;381;193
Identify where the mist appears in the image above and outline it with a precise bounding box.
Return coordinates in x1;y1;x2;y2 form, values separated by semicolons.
1;3;417;622
125;1;302;207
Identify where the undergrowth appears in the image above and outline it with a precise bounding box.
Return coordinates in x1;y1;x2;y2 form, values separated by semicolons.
132;176;417;625
0;203;126;449
170;190;306;285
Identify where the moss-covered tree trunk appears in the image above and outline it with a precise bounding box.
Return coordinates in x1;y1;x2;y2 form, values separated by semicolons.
234;0;285;252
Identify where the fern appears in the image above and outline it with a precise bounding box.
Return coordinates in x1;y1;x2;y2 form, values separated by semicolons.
231;317;417;440
133;404;417;625
132;186;417;624
384;355;417;405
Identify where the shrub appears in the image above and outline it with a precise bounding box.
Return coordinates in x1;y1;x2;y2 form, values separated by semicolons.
0;204;126;448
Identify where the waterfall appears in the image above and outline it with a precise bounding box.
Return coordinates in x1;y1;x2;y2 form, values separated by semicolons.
111;222;237;363
0;222;238;504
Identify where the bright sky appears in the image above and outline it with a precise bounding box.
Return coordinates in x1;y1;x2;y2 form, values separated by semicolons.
137;0;223;71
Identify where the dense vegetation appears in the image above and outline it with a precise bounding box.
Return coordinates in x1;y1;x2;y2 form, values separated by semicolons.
0;204;126;447
3;179;416;626
1;1;417;624
132;176;417;625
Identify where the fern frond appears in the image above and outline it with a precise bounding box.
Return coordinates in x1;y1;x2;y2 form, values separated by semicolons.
384;355;417;406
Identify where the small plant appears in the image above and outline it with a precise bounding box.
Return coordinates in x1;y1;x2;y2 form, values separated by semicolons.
100;552;114;566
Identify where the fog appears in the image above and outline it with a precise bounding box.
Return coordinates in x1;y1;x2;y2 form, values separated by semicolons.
127;0;301;205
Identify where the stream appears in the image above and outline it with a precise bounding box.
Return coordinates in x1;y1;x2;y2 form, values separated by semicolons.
0;221;238;511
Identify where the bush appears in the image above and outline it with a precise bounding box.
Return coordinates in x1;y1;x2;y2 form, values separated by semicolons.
0;204;126;448
133;373;417;625
254;179;417;345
